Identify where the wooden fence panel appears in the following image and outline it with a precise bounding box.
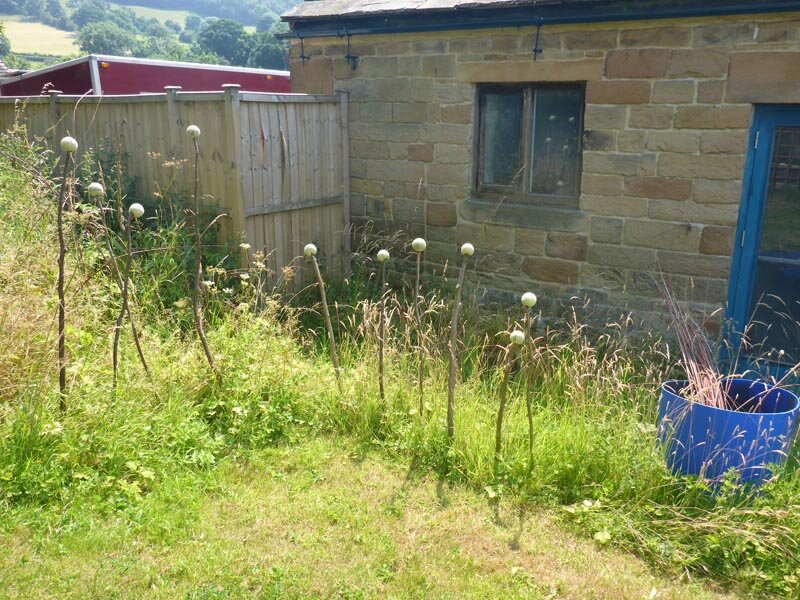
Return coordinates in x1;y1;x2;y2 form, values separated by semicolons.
0;88;348;287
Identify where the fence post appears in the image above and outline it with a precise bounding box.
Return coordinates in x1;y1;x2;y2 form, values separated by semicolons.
338;90;351;276
222;84;247;260
164;86;182;160
48;90;62;148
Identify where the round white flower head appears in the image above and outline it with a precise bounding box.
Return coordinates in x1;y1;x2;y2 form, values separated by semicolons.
304;243;317;257
87;182;105;198
377;249;390;263
128;203;145;219
411;238;426;252
521;292;538;308
509;329;526;345
60;136;78;153
460;242;475;257
239;242;251;250
186;124;201;139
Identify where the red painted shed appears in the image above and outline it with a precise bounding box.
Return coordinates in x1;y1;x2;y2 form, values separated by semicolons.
0;55;291;96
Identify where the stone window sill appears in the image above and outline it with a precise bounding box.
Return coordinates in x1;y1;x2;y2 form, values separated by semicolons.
459;197;588;233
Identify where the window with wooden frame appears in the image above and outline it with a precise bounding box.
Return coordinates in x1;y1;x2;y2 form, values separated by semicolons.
475;83;585;208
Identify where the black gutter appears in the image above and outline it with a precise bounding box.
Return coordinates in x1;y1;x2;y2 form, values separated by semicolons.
282;0;800;38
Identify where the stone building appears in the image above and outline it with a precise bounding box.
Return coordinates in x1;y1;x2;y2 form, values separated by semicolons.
282;0;800;361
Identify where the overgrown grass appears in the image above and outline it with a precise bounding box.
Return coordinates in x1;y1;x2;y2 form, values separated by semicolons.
1;129;799;597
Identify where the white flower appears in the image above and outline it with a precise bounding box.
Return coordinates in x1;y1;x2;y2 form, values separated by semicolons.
239;272;250;280
304;243;317;257
510;329;525;345
460;242;474;257
60;136;78;153
521;292;538;308
202;280;215;288
87;182;105;197
411;238;426;252
239;242;251;250
377;249;390;262
128;203;145;219
186;125;201;139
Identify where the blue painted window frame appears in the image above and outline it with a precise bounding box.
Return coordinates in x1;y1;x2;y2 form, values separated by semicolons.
725;105;800;377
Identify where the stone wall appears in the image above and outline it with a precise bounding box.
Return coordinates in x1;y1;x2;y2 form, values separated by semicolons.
288;14;800;326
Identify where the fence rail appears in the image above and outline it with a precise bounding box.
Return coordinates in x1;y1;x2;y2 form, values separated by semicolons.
0;86;350;289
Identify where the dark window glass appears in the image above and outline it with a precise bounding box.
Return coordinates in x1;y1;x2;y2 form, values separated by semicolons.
476;83;584;206
530;87;583;197
479;90;523;186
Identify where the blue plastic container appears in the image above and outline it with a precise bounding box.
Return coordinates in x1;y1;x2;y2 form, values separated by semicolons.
657;378;800;485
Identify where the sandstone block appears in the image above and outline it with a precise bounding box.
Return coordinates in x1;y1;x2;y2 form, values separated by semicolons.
697;80;725;104
456;223;514;252
351;178;384;195
590;216;623;243
645;131;700;154
606;49;670;78
366;159;425;183
376;41;411;55
581;173;623;196
456;59;604;83
618;130;647;152
441;103;473;124
354;102;392;123
396;56;422;75
657;250;730;278
585;80;651;104
427;163;469;186
700;131;748;154
693;23;755;46
351;140;389;160
358;57;398;78
652;79;694;104
584;105;627;129
693;179;742;204
546;232;588;261
434;143;470;164
393;102;428;123
392;197;425;222
413;39;447;54
620;27;691;48
584;130;617;151
668;49;728;77
426;203;457;227
474;252;522;276
588;244;657;269
629;106;674;130
408;143;434;162
674;105;752;130
582;152;641;176
700;225;735;256
563;29;618;50
657;153;744;180
756;20;800;43
648;199;739;226
419;123;470;145
623;219;701;252
389;142;407;160
514;228;547;255
422;55;456;78
365;122;421;143
522;256;580;284
728;52;800;103
290;56;333;94
427;225;456;244
581;193;648;217
624;177;692;200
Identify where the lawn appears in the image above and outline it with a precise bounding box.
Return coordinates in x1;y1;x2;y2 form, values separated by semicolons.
0;437;729;599
1;125;799;599
0;16;78;55
110;3;194;25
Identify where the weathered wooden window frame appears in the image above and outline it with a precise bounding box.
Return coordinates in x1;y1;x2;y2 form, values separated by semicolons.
474;83;585;210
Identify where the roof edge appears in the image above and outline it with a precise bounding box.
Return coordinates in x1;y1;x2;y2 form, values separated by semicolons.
283;0;800;38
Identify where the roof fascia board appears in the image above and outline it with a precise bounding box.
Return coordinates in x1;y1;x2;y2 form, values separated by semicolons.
284;0;800;37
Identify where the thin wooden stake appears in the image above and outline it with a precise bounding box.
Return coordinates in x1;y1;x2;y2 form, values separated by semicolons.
56;155;72;411
379;260;387;403
310;254;342;391
414;251;424;415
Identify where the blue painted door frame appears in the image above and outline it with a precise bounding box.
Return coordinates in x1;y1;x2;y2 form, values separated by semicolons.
725;104;800;375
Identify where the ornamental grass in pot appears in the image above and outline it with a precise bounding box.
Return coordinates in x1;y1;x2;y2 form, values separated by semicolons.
656;284;800;486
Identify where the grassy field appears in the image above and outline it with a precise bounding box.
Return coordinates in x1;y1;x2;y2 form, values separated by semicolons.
0;16;78;55
0;437;729;599
113;3;194;25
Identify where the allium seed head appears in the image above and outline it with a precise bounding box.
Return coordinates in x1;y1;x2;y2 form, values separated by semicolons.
60;136;78;153
460;242;474;257
411;238;427;252
521;292;538;308
87;182;105;198
377;249;390;263
186;124;201;139
304;243;317;257
510;329;525;345
128;203;145;219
